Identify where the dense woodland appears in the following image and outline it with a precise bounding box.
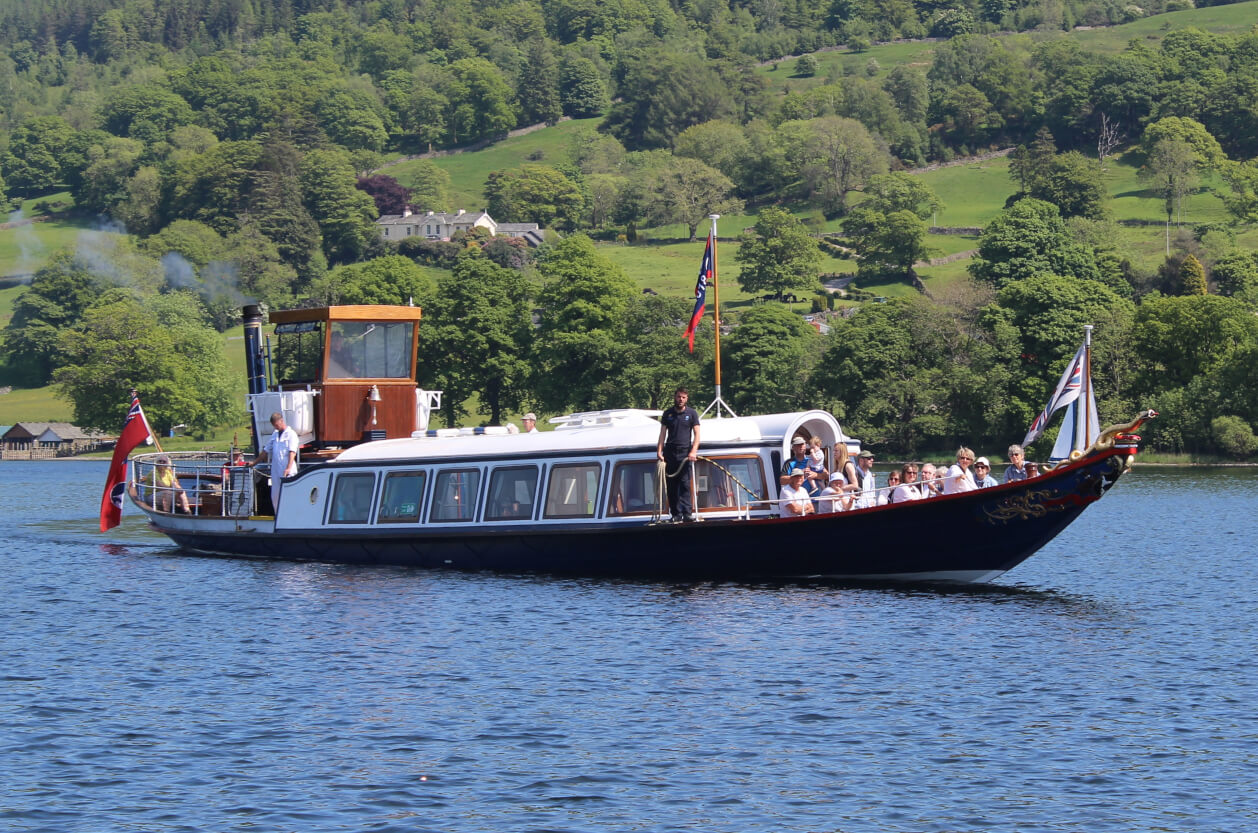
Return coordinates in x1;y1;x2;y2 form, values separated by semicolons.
1;0;1257;459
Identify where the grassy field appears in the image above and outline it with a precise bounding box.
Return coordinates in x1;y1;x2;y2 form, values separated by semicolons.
758;0;1258;94
386;117;605;209
1070;0;1258;53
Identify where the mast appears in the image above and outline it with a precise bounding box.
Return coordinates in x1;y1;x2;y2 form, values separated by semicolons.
703;214;737;419
1082;324;1093;449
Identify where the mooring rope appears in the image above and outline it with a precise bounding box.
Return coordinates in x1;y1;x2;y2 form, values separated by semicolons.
652;454;766;522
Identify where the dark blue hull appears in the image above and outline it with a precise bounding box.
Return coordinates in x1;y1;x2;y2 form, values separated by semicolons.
153;448;1135;582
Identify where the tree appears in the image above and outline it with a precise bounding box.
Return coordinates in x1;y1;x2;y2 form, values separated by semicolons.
857;172;942;219
672;120;749;183
1;115;72;197
884;65;929;124
1142;117;1225;172
1033;151;1109;220
777;116;887;216
357;174;412;215
100;85;194;145
532;236;637;412
735;208;824;298
54;291;237;436
300;147;381;265
970;198;1101;289
558;55;607;119
518;40;562;126
1220;160;1258;225
419;253;532;426
602;295;710;410
794;55;818;77
77;137;145;218
484;164;585;230
938;83;1002;148
1212;416;1258;459
311;255;436;307
645;157;743;240
406;160;452;212
1141;138;1199;253
1180;254;1207;296
602;51;738;151
842;207;930;281
1212;250;1258;299
316;88;388;151
724;304;820;415
446;58;517;144
1008;127;1056;194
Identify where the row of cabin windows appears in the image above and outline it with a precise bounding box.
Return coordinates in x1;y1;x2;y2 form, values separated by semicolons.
325;457;767;525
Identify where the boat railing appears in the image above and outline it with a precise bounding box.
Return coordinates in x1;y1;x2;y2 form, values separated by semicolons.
130;451;255;518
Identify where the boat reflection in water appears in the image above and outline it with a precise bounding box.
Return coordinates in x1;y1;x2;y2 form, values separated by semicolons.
127;304;1151;583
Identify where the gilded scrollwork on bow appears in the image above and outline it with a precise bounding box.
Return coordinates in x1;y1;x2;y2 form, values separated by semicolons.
983;488;1065;524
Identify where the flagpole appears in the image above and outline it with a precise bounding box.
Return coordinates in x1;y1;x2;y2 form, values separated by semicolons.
704;214;737;419
133;388;164;453
1082;325;1093;450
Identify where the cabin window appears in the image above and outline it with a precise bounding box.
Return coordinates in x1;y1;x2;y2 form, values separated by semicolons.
273;321;323;385
607;460;660;516
429;469;480;522
327;321;415;380
378;471;426;523
329;473;376;524
694;456;766;511
544;463;601;519
485;466;539;521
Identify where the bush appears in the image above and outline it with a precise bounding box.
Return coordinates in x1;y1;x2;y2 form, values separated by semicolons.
794;55;818;78
1212;416;1258;459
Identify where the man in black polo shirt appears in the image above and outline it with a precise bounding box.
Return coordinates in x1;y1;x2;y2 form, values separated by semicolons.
656;386;701;522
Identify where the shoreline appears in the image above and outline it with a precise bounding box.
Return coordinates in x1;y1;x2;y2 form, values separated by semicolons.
5;455;1255;468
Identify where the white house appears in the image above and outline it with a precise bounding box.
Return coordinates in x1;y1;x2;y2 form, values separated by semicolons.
376;208;543;246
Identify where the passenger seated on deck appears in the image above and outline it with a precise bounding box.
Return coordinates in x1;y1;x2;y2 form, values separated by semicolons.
779;470;814;518
918;463;941;498
891;464;923;503
816;472;853;514
146;455;192;514
879;469;902;505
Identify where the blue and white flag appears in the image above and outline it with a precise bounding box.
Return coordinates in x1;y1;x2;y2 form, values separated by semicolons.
684;230;713;353
1023;345;1086;447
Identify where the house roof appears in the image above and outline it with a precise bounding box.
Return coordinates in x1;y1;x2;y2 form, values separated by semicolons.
376;210;494;226
3;422;111;441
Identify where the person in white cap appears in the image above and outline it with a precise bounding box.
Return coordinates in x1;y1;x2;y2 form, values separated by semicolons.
522;412;539;433
778;470;814;517
973;456;998;488
816;471;854;514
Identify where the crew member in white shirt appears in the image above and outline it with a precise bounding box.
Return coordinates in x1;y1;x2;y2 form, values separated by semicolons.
250;411;300;513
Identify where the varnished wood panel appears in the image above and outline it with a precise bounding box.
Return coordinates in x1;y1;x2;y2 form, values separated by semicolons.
318;383;417;443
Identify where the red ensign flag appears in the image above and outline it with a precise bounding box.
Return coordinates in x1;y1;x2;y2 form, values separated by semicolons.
99;394;152;531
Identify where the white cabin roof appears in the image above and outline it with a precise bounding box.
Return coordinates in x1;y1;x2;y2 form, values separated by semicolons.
332;410;851;465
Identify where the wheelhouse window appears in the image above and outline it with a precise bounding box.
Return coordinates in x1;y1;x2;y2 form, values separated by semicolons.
607;460;660;516
429;469;480;522
273;321;323;385
544;463;601;519
327;321;415;380
695;456;766;511
329;473;376;524
378;471;426;523
485;466;539;521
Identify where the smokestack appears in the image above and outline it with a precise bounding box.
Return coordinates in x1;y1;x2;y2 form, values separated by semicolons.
242;304;268;454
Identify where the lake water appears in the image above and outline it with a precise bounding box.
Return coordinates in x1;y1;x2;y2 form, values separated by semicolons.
2;460;1255;832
